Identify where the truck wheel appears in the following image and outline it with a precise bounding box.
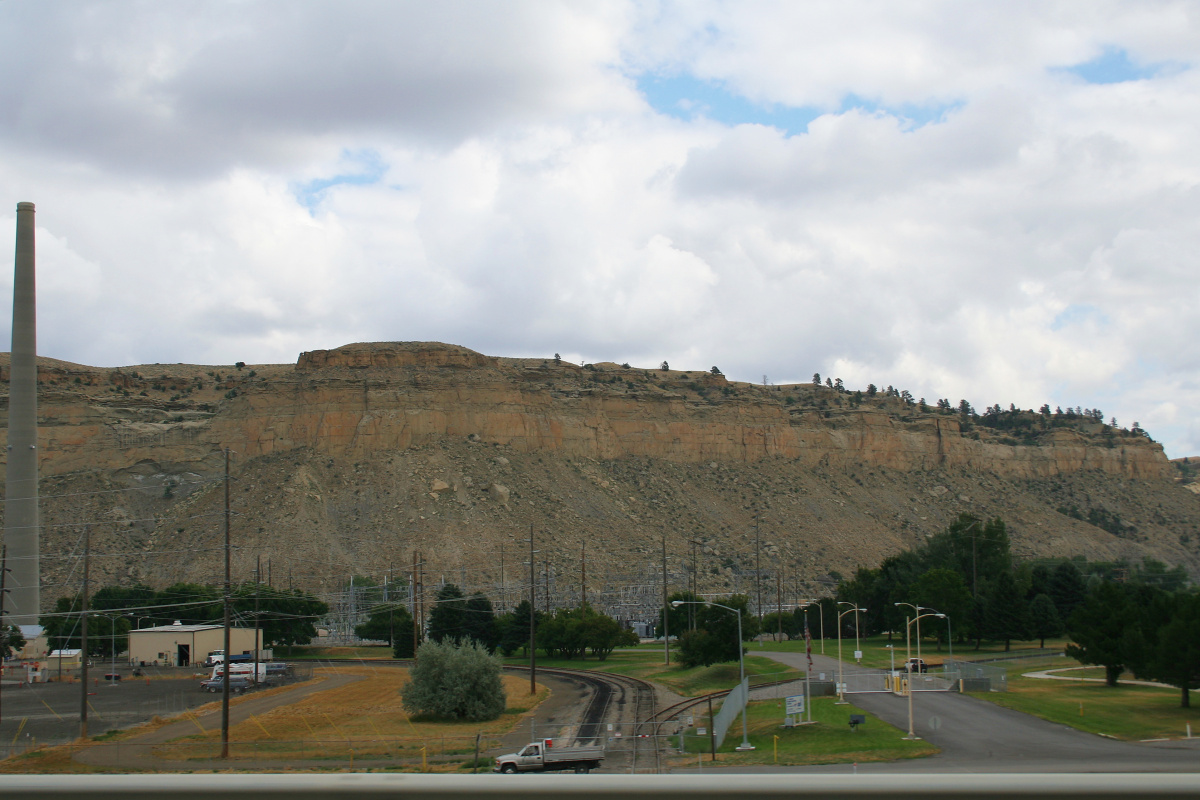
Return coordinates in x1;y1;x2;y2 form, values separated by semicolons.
500;764;517;774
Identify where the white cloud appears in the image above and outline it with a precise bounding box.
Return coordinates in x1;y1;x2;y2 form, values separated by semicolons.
0;1;1198;456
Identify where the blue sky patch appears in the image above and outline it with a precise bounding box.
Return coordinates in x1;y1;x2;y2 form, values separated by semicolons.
638;73;821;135
638;73;959;134
1051;303;1110;331
838;93;963;129
294;149;388;212
1056;47;1168;84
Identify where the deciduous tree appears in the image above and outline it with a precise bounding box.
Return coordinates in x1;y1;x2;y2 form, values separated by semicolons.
1066;582;1136;686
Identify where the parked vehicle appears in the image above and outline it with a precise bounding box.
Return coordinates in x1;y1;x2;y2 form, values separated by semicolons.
204;651;254;667
493;739;604;774
904;657;941;673
210;663;274;682
200;675;251;693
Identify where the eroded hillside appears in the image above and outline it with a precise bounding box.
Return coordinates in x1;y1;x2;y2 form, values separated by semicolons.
2;342;1197;616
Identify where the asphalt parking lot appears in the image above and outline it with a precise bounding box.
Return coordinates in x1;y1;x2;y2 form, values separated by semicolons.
0;666;271;758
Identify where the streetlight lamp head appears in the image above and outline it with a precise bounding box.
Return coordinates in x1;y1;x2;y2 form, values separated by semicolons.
935;613;946;619
670;600;683;609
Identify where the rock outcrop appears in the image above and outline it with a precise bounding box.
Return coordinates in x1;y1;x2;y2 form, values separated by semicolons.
1;342;1195;614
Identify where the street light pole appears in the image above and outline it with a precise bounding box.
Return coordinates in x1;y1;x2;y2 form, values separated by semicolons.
901;611;945;740
835;602;866;705
672;600;754;751
894;602;928;667
854;607;861;662
815;600;825;654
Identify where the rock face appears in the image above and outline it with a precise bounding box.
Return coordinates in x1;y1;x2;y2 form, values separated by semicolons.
1;342;1196;614
15;341;1168;480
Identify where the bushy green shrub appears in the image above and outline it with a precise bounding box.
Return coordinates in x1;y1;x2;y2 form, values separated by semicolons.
401;638;506;721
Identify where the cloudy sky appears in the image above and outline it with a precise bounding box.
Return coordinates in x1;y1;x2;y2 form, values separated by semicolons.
2;1;1199;456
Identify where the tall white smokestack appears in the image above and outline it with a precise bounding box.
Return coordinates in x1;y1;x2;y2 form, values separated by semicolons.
5;201;39;627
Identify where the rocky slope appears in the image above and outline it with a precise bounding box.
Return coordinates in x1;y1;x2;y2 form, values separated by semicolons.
2;342;1197;618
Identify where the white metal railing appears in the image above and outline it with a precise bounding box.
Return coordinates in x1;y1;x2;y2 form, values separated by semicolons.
5;773;1199;798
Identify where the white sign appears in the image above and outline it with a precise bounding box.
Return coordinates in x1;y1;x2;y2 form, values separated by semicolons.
854;650;863;660
785;695;805;715
697;727;707;736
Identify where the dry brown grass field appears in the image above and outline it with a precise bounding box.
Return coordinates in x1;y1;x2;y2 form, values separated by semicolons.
1;666;549;772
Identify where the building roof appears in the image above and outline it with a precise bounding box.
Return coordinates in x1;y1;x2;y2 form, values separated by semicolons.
132;625;257;633
134;624;223;633
48;649;82;657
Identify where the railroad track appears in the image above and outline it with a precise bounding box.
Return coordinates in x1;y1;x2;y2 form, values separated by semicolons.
508;666;659;772
644;674;806;742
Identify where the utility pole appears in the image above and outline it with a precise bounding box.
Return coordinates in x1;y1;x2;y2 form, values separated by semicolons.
79;525;90;739
0;545;7;727
254;554;261;687
776;569;782;641
661;531;669;665
526;526;538;695
500;544;505;614
411;551;423;658
754;513;762;621
386;567;394;652
580;542;586;611
688;538;702;631
221;449;231;759
543;561;550;614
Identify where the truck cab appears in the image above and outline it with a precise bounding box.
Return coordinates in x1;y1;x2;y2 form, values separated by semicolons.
515;743;542;768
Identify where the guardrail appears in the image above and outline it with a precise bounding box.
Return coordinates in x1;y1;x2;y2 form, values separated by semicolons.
5;773;1199;798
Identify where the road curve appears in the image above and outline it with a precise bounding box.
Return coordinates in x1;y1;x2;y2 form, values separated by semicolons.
759;650;1200;773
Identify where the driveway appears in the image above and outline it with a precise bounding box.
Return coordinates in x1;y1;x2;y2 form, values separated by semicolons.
759;650;1200;773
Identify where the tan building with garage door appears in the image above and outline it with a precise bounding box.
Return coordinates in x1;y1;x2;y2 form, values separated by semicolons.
128;623;261;667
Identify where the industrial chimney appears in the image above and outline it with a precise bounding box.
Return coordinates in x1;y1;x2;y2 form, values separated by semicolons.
5;201;39;627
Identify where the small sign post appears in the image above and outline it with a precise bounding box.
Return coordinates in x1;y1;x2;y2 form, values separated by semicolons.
784;694;805;727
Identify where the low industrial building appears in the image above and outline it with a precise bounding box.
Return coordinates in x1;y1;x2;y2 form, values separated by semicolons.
128;623;261;667
43;648;82;671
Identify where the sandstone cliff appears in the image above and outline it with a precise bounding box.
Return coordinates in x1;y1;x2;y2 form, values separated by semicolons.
1;342;1196;616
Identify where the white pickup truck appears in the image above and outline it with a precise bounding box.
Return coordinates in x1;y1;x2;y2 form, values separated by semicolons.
493;739;604;774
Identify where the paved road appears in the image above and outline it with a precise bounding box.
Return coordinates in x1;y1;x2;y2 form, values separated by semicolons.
759;650;1200;773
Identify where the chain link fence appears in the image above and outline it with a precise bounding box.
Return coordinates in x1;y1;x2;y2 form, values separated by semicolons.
942;658;1008;692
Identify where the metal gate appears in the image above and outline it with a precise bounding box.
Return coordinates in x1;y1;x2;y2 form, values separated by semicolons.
839;669;891;694
907;672;957;692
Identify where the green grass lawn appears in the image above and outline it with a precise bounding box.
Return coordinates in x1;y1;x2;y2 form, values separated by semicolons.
672;695;937;766
758;635;1067;670
503;648;800;696
961;654;1198;741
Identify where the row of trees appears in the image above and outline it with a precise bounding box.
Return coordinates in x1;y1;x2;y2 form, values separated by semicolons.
40;582;328;655
354;584;638;661
829;514;1167;652
1066;581;1200;707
